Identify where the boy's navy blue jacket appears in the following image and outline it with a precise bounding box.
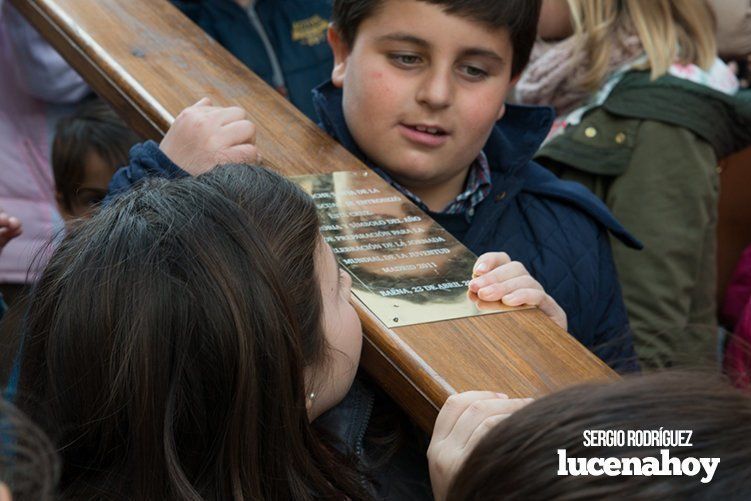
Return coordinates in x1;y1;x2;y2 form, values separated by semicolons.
108;82;641;373
171;0;333;120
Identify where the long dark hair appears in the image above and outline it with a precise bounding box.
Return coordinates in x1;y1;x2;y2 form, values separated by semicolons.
0;398;59;500
449;371;751;500
18;166;369;499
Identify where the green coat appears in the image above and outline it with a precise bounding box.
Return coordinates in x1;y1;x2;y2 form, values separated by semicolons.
537;71;751;368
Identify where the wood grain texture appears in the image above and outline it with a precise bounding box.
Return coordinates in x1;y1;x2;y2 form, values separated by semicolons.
12;0;618;430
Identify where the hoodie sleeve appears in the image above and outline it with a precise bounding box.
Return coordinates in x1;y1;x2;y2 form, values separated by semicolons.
105;140;189;204
1;4;90;104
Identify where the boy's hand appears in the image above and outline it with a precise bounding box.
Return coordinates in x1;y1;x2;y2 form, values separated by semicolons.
0;211;22;253
159;97;259;176
469;252;567;330
427;391;532;501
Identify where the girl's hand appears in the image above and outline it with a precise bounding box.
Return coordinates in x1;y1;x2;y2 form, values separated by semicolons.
159;97;259;176
0;211;22;252
427;391;532;501
468;252;568;330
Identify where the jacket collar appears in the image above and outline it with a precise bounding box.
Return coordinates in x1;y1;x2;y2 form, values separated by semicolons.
312;80;556;178
313;81;641;249
605;71;751;158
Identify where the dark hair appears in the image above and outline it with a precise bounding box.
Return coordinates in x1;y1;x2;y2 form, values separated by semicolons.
0;398;59;500
52;98;140;213
332;0;541;76
449;371;751;500
18;166;370;500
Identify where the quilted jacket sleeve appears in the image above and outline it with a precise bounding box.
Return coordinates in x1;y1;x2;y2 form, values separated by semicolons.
591;226;639;373
105;140;189;204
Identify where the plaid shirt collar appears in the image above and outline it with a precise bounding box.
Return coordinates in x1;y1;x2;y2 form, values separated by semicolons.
375;151;493;220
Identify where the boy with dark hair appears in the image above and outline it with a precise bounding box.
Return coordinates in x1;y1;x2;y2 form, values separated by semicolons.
318;0;640;370
111;0;640;371
53;99;140;219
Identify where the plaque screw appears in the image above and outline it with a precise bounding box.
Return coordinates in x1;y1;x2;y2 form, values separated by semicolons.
393;317;399;323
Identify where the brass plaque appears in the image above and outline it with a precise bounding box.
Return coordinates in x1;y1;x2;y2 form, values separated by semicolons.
293;171;528;327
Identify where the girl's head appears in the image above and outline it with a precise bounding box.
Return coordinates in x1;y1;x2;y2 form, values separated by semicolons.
52;98;140;219
198;165;363;418
448;371;751;499
19;165;364;499
538;0;717;89
0;398;59;501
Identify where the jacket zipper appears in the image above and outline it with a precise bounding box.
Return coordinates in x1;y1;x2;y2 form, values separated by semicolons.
244;3;288;95
354;389;375;490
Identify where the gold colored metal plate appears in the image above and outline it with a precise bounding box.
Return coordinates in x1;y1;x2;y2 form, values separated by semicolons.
293;171;529;327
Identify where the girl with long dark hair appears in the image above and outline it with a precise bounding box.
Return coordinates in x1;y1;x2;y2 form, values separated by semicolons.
16;163;553;499
18;166;368;499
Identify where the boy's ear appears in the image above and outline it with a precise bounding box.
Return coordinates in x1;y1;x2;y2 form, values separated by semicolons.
327;25;350;88
496;103;507;121
497;73;522;120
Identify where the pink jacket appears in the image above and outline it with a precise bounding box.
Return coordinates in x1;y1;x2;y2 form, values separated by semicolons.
0;2;88;283
724;246;751;388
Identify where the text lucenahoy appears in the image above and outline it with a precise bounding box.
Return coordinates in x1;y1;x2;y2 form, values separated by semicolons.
557;449;720;483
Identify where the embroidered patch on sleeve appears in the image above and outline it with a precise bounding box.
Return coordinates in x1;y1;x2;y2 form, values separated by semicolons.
292;15;329;46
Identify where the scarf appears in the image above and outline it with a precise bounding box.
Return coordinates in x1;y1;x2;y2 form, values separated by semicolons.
515;26;643;116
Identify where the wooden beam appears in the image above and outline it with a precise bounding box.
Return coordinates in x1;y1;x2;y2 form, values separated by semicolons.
11;0;617;431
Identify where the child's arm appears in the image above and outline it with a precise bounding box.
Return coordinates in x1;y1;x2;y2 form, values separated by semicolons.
469;252;568;330
427;391;532;501
0;211;22;252
0;210;21;323
2;3;90;103
107;98;258;200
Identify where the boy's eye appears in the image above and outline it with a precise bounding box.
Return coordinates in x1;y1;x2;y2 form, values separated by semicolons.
84;196;104;207
75;191;105;208
458;64;488;80
389;53;423;67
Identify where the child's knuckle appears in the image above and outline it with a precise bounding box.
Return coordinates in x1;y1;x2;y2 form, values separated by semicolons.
468;400;488;414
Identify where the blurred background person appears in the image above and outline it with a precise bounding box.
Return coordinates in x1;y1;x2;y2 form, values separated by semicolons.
172;0;334;120
516;0;751;369
0;1;89;306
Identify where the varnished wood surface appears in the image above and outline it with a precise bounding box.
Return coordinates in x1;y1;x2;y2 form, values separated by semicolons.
12;0;617;430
